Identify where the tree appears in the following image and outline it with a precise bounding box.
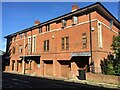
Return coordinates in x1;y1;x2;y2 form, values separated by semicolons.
111;31;120;76
111;32;120;59
100;32;120;76
100;54;115;75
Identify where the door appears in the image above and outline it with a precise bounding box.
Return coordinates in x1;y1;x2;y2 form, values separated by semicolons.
44;60;53;76
59;61;70;78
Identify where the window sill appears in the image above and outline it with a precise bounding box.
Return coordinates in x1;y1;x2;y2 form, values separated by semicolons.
25;68;32;70
44;50;49;52
61;49;69;51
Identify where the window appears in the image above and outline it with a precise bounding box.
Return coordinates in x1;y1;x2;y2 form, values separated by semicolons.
13;36;16;41
44;40;49;51
32;36;36;52
82;33;87;48
72;16;78;25
61;37;69;50
24;32;27;37
110;19;113;29
38;27;42;33
46;24;50;32
61;19;66;28
12;47;15;54
62;38;65;50
28;37;31;53
19;45;23;53
19;33;22;39
98;21;102;48
66;37;69;50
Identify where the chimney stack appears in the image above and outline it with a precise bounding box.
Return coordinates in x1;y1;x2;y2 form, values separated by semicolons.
34;19;40;25
72;4;79;12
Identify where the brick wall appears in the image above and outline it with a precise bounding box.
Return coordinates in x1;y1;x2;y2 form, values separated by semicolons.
86;73;120;85
5;7;119;78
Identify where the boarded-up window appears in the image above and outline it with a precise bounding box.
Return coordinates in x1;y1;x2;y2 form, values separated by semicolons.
82;33;87;48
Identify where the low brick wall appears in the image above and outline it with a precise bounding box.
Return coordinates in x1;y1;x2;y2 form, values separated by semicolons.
86;73;120;85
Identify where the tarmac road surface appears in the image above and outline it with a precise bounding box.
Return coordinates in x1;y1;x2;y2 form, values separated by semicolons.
2;72;119;90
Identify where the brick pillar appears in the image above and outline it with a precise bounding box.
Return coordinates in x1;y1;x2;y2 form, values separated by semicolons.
14;60;17;72
71;62;78;79
9;60;13;72
22;60;25;74
53;60;60;78
13;61;16;72
40;57;44;76
53;60;56;77
18;62;20;73
31;60;34;70
29;60;30;69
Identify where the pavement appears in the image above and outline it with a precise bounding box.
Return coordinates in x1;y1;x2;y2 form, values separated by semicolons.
4;71;120;89
39;75;120;90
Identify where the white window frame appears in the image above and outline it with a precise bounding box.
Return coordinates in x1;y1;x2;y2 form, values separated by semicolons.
98;21;103;48
44;40;49;51
61;19;66;28
19;33;22;39
72;16;78;25
24;32;27;37
28;36;31;54
46;24;50;32
110;19;113;29
38;27;42;33
32;35;36;52
19;45;23;53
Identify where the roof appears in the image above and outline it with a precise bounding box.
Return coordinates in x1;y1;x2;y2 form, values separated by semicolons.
4;2;120;38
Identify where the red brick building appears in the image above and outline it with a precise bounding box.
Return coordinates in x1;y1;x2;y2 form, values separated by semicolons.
4;2;120;79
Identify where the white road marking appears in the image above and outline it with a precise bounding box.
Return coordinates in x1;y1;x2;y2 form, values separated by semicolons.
14;83;32;88
12;78;32;88
12;78;30;83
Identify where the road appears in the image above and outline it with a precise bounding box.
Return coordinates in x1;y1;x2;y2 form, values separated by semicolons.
2;72;118;89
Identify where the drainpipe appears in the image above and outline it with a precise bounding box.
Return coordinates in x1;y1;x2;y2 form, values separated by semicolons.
88;8;94;73
22;34;26;74
31;30;32;55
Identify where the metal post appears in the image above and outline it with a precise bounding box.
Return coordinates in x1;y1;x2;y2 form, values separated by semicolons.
22;59;25;74
31;30;32;55
22;33;26;74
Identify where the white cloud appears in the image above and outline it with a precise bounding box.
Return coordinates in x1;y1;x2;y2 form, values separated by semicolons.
0;41;6;52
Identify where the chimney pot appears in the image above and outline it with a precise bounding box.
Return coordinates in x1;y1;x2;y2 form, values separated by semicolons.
72;4;79;12
34;19;40;25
